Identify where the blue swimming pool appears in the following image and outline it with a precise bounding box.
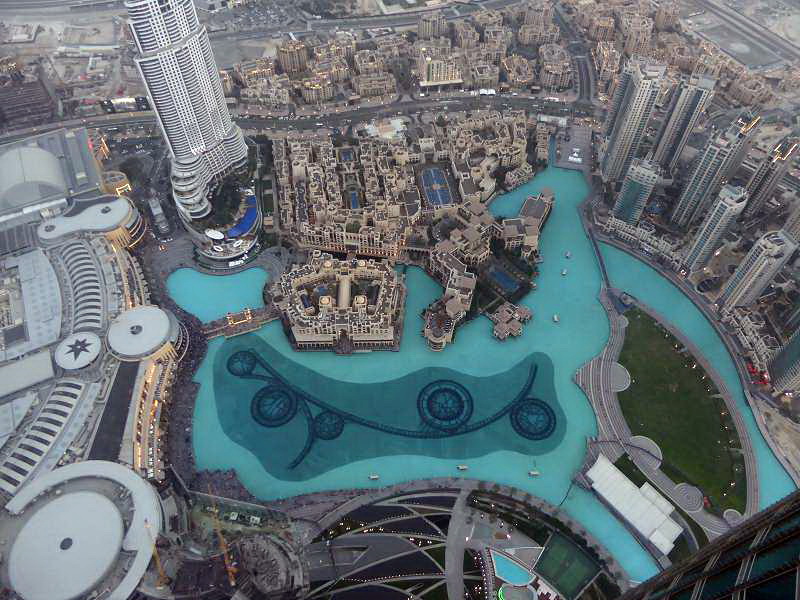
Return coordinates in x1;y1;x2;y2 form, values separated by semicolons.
171;163;796;583
489;266;520;294
492;550;534;586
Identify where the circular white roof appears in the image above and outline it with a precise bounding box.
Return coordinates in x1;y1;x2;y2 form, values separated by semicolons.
54;332;102;370
107;305;172;360
9;491;124;600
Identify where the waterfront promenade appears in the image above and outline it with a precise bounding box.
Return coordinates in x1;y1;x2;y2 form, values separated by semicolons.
597;232;800;491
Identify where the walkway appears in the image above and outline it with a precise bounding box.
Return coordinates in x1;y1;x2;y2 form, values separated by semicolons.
202;306;280;339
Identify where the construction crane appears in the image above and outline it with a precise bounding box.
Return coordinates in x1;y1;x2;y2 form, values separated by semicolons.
144;519;170;588
207;485;238;588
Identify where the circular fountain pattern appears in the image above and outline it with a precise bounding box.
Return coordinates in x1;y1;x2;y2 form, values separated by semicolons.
251;386;297;427
417;381;474;431
510;399;556;440
313;411;345;440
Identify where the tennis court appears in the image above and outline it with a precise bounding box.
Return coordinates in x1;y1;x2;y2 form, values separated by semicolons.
535;534;599;599
348;190;360;209
421;167;454;206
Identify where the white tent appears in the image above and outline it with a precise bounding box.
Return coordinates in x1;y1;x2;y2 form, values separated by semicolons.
587;454;683;555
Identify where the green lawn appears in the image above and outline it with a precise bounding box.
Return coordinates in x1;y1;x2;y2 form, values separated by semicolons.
617;309;747;514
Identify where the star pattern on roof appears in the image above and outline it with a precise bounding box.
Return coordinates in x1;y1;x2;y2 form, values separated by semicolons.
66;338;92;361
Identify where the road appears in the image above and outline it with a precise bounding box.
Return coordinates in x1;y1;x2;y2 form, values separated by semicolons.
691;0;800;63
0;93;593;145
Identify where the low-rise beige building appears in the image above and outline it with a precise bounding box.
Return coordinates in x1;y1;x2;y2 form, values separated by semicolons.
273;251;406;352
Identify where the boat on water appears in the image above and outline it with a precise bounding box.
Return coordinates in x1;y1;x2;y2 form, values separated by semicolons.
457;465;469;471
528;470;540;477
565;251;571;258
552;314;560;323
561;269;568;276
368;474;380;480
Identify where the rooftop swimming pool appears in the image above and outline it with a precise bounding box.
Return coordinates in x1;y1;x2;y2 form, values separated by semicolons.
169;164;796;583
491;550;533;586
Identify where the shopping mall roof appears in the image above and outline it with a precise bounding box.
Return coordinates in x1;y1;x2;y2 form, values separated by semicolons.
107;305;173;360
0;128;102;222
2;460;162;600
9;491;125;600
0;249;62;361
54;331;102;370
0;350;54;399
37;195;132;241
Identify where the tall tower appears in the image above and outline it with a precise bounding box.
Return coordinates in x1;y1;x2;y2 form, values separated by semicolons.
743;139;798;219
618;488;800;600
601;57;665;183
611;157;660;224
652;74;715;173
682;184;747;272
717;229;795;310
126;0;247;220
770;328;800;392
783;202;800;243
671;113;759;228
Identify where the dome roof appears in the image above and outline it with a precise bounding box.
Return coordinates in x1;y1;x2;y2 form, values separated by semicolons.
0;147;67;210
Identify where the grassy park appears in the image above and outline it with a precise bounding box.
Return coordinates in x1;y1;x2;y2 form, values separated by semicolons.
617;309;747;514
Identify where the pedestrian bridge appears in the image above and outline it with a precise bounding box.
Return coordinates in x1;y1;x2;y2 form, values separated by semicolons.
202;306;278;339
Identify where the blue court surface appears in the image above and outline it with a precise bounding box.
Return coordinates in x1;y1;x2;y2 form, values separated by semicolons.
422;167;453;206
349;190;359;209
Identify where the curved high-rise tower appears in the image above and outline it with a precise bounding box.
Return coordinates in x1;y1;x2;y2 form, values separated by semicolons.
126;0;247;220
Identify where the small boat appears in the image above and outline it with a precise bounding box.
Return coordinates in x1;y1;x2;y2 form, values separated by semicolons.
561;269;568;276
565;251;571;258
553;314;560;323
457;465;469;471
368;474;380;480
528;470;540;477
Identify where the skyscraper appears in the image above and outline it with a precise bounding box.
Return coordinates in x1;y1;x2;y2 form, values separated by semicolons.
126;0;247;219
770;328;800;392
619;488;800;599
717;230;795;310
601;58;664;182
611;158;660;224
743;139;798;219
652;74;715;173
671;113;759;228
682;184;747;272
784;202;800;243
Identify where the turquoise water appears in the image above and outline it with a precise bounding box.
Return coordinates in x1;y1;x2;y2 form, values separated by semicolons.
166;267;267;322
601;244;796;509
491;551;534;586
183;167;663;581
175;164;791;581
